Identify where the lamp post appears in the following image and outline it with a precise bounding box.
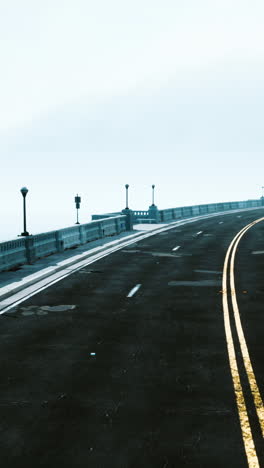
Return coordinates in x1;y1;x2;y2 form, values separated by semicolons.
125;184;129;209
20;187;29;236
152;184;155;206
75;194;81;224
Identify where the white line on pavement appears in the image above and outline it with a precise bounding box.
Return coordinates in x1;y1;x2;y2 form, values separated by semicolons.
172;246;181;251
196;231;203;235
127;284;142;298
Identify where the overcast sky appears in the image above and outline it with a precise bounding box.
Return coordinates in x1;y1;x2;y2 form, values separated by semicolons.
1;0;264;240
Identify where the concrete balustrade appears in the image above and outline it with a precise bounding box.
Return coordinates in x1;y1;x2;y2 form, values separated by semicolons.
80;224;100;243
32;232;57;260
91;212;121;220
1;199;262;274
0;238;27;271
208;204;217;213
158;199;262;222
93;206;161;224
133;211;149;217
92;199;264;227
0;215;126;273
59;226;81;249
182;206;193;217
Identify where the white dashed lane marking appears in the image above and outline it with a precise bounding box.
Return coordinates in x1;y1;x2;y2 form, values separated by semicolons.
127;284;142;298
172;246;181;251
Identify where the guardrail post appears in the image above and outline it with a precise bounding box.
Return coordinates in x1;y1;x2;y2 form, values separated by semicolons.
98;222;104;238
79;225;86;244
25;236;36;264
122;208;133;230
55;231;64;253
148;204;160;223
114;218;121;234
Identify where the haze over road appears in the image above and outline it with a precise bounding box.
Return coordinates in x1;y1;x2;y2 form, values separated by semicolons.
1;209;264;467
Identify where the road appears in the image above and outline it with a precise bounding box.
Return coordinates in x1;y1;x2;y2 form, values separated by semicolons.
1;209;264;467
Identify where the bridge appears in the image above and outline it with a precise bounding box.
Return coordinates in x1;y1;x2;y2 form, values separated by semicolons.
0;198;264;467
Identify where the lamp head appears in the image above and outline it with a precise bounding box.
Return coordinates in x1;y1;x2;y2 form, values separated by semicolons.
20;187;28;197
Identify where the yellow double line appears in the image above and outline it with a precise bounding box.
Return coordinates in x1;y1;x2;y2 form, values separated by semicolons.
222;217;264;467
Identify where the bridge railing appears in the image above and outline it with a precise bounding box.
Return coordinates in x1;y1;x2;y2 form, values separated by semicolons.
32;231;58;258
159;199;262;222
1;199;262;273
91;199;263;225
92;210;159;224
0;238;27;272
132;210;150;223
0;215;126;273
91;212;122;220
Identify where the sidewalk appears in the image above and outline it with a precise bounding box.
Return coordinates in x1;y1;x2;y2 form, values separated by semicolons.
0;224;166;301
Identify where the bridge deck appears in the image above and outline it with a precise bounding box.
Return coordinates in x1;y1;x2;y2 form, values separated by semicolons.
0;209;264;467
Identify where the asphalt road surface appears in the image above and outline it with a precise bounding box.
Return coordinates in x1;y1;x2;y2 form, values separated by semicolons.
1;209;264;468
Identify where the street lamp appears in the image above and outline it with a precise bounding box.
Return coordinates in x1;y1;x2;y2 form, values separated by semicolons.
125;184;129;209
20;187;29;236
75;194;81;224
152;184;155;206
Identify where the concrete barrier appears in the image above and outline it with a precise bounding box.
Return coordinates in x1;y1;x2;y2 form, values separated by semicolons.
91;212;121;220
0;216;126;273
159;199;262;222
92;199;263;225
1;199;262;273
0;238;27;271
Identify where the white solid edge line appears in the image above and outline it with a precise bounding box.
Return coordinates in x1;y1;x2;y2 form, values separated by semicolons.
127;284;142;298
